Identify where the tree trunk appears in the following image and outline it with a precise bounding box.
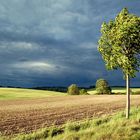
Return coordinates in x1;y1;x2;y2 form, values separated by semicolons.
126;74;130;119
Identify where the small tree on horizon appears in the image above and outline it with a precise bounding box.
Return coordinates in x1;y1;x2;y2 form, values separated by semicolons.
79;89;89;95
98;8;140;118
96;79;111;94
67;84;79;95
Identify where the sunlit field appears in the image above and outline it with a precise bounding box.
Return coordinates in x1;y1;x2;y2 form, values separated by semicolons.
0;88;66;100
88;87;140;95
0;88;140;140
0;1;140;139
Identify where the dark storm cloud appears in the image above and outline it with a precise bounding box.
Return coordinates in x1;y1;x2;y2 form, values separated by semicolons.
0;0;140;87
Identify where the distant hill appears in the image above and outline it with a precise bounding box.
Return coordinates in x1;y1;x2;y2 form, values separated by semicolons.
0;88;66;100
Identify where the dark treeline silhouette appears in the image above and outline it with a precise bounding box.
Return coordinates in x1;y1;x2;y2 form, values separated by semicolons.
33;85;95;93
33;87;67;93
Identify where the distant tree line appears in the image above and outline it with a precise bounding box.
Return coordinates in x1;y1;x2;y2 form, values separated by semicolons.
33;87;68;93
67;78;112;95
32;86;94;93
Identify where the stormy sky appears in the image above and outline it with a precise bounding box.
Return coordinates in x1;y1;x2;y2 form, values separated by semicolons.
0;0;140;87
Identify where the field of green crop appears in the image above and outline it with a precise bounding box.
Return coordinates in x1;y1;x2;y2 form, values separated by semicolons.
2;107;140;140
0;88;66;100
1;87;140;100
88;87;140;95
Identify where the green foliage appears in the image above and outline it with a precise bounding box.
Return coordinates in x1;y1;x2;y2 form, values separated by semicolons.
79;89;89;95
65;122;81;132
13;128;49;140
49;127;64;137
67;84;79;95
95;79;112;94
98;8;140;78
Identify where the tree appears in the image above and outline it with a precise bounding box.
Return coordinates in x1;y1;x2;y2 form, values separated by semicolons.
67;84;79;95
98;8;140;118
79;89;89;95
95;79;111;94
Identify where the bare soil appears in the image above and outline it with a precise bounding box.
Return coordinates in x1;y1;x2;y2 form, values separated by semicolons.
0;95;140;135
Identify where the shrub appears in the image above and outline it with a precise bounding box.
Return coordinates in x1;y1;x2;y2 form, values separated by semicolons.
96;79;111;94
67;84;79;95
79;89;89;95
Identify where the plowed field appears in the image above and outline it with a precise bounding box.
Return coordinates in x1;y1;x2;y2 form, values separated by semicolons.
1;95;140;135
